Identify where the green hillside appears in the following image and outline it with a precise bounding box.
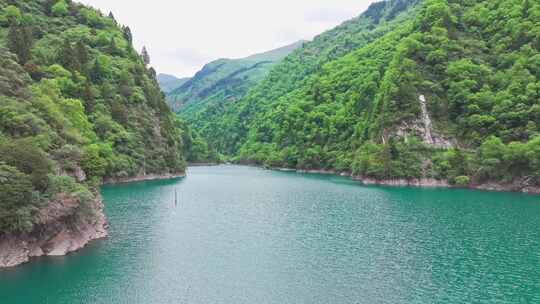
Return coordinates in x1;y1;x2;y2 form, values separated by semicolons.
157;73;189;93
0;0;189;233
183;0;540;188
166;40;305;112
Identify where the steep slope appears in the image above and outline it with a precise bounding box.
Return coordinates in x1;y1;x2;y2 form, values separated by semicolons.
167;40;305;112
157;73;189;94
188;0;540;192
0;0;187;266
185;0;419;154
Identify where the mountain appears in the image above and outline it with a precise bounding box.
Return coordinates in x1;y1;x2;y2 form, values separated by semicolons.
166;40;305;112
183;0;540;191
157;73;189;93
0;0;192;266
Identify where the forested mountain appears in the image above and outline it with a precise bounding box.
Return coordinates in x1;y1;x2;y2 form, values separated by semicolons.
157;73;189;94
166;40;305;112
0;0;189;234
181;0;540;190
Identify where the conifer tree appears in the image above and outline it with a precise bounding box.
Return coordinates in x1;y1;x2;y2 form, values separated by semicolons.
82;82;94;113
108;12;117;24
141;46;150;66
58;39;80;71
123;26;133;45
7;24;33;65
90;58;102;84
75;41;89;67
108;37;119;56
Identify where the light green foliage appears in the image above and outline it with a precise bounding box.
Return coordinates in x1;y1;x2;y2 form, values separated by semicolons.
0;162;37;233
51;0;68;17
0;0;189;233
454;176;470;187
3;5;22;24
179;0;539;187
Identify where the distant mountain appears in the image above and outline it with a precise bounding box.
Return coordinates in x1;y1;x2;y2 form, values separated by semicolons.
165;40;305;112
157;73;190;94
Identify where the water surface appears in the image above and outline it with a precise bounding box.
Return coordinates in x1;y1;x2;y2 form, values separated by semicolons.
1;165;539;303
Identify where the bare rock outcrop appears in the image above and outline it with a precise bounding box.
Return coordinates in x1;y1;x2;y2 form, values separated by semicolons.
395;95;455;149
0;194;108;268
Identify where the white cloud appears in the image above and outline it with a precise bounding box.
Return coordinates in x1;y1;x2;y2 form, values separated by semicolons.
78;0;377;77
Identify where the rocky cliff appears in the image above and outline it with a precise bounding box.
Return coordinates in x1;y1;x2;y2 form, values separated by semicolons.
0;194;107;268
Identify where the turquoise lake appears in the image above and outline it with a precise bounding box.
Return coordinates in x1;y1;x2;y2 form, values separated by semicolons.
1;165;539;303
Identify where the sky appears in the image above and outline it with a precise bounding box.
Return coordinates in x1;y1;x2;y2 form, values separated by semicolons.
79;0;377;78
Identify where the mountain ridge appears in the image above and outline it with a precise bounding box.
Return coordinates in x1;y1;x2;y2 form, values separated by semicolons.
165;40;305;112
180;0;540;191
157;73;190;93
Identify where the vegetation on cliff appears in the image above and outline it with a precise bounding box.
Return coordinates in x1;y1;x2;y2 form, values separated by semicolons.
179;0;540;189
0;0;188;233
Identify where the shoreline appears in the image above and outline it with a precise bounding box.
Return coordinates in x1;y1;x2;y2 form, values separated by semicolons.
1;172;186;269
102;172;186;185
270;167;540;195
0;194;108;269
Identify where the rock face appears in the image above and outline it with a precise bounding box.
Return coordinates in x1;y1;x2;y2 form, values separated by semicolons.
0;194;108;268
395;95;455;149
102;172;186;185
354;177;451;188
353;176;540;194
0;173;186;268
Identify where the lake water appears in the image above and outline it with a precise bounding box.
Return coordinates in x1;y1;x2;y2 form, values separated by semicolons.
1;165;539;303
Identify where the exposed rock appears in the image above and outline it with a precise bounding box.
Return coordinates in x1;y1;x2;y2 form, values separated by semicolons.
102;172;186;185
0;194;108;268
267;166;539;195
296;169;337;175
354;177;451;188
394;95;455;149
473;177;540;195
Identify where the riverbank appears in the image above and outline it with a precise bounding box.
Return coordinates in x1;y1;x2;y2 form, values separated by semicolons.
0;172;187;268
0;194;107;268
102;172;186;185
271;167;540;195
188;163;221;167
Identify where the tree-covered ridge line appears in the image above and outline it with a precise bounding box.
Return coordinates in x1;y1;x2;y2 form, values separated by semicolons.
0;0;192;233
180;0;421;156
157;73;190;94
166;40;305;114
182;0;540;190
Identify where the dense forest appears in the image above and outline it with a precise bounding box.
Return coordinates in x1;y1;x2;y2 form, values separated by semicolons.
180;0;540;189
0;0;199;233
165;41;304;113
157;73;189;94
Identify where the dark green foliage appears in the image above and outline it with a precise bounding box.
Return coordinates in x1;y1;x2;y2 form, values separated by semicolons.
0;0;188;233
141;46;150;66
7;23;33;64
165;41;304;112
180;0;540;187
0;139;51;191
122;26;132;45
0;162;36;233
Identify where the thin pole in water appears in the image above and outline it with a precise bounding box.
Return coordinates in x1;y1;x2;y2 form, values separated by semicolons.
175;189;178;207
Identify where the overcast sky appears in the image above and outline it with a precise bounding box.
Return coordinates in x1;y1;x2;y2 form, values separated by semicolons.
79;0;377;78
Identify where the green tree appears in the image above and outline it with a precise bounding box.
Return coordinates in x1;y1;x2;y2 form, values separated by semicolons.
7;24;34;64
51;0;69;17
0;163;36;233
0;139;51;192
141;46;150;65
